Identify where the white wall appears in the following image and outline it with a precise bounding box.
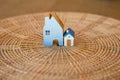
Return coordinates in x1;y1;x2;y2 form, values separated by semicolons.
64;34;74;46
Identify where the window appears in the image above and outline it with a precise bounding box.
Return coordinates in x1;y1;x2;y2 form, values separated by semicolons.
45;30;50;35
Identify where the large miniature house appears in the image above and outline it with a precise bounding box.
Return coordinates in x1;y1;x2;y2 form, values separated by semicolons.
43;13;64;46
43;13;75;46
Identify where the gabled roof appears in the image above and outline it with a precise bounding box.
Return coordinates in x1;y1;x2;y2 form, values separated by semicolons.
49;13;64;29
64;28;75;38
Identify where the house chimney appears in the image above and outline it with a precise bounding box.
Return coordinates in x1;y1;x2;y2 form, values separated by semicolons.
49;13;52;19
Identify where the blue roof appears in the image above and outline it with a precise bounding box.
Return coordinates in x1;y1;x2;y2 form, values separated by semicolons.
63;28;75;38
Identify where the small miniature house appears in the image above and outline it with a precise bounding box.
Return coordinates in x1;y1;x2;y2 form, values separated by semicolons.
43;13;64;46
64;28;75;46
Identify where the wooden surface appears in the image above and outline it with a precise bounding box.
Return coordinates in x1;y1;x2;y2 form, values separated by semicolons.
0;12;120;80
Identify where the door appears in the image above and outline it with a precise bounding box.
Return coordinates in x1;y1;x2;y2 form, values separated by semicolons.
53;40;59;46
67;39;71;46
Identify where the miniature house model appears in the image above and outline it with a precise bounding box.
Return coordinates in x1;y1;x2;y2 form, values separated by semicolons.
64;28;75;46
43;13;75;46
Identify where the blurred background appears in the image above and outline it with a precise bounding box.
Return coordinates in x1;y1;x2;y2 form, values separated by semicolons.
0;0;120;20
